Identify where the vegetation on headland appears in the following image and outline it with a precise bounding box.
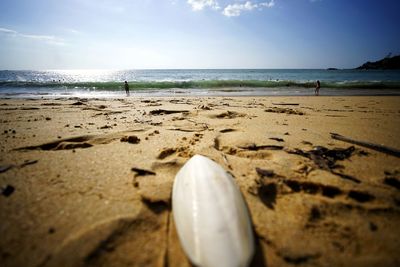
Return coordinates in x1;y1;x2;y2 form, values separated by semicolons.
356;53;400;70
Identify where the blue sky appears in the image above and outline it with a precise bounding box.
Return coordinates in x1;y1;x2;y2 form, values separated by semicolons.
0;0;399;69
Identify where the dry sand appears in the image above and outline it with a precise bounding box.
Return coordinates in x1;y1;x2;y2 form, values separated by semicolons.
0;96;399;267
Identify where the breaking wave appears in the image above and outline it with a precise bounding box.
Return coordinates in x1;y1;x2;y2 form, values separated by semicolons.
1;80;399;90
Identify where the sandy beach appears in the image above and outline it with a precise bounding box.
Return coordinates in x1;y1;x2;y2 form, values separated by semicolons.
0;95;399;267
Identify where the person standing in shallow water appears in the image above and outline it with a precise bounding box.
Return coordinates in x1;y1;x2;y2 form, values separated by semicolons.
315;80;321;96
124;81;130;96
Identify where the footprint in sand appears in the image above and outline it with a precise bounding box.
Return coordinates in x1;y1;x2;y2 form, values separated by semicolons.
214;138;280;160
265;107;305;115
157;133;204;160
208;110;246;119
15;130;147;151
39;209;170;267
251;167;378;209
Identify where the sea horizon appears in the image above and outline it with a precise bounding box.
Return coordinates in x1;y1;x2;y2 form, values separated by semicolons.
0;67;397;72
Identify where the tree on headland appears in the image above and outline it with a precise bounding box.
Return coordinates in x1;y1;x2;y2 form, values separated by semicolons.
384;52;392;59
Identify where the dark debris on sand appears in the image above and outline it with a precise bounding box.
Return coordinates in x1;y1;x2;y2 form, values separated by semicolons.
286;146;354;169
149;109;188;115
383;171;400;191
286;146;361;183
0;165;14;173
120;135;140;144
131;167;156;177
2;185;15;197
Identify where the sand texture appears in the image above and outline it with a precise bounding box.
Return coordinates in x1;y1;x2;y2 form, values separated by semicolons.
1;96;400;267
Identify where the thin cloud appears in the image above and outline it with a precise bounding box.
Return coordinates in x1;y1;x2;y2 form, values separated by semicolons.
0;26;65;45
21;34;66;46
66;28;83;35
259;0;275;8
223;1;274;17
0;27;17;35
187;0;220;11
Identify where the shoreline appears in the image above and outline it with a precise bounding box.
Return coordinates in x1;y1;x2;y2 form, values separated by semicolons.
1;85;400;99
1;95;399;267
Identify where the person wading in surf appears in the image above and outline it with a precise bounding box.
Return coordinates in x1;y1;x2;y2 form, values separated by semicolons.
124;81;130;96
315;80;321;96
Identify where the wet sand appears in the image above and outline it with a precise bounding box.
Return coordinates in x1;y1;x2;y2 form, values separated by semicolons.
0;96;399;267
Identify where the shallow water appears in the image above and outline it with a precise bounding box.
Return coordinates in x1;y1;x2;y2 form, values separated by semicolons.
1;69;399;98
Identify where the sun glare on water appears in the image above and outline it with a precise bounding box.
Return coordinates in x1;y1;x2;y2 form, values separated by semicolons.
49;69;124;82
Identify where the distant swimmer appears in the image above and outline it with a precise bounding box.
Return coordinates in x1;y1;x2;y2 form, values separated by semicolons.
124;81;130;96
315;80;320;96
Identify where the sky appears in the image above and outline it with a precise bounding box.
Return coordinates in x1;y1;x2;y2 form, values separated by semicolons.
0;0;399;69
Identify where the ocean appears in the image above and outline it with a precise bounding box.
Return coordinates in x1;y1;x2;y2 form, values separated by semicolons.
0;69;400;98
